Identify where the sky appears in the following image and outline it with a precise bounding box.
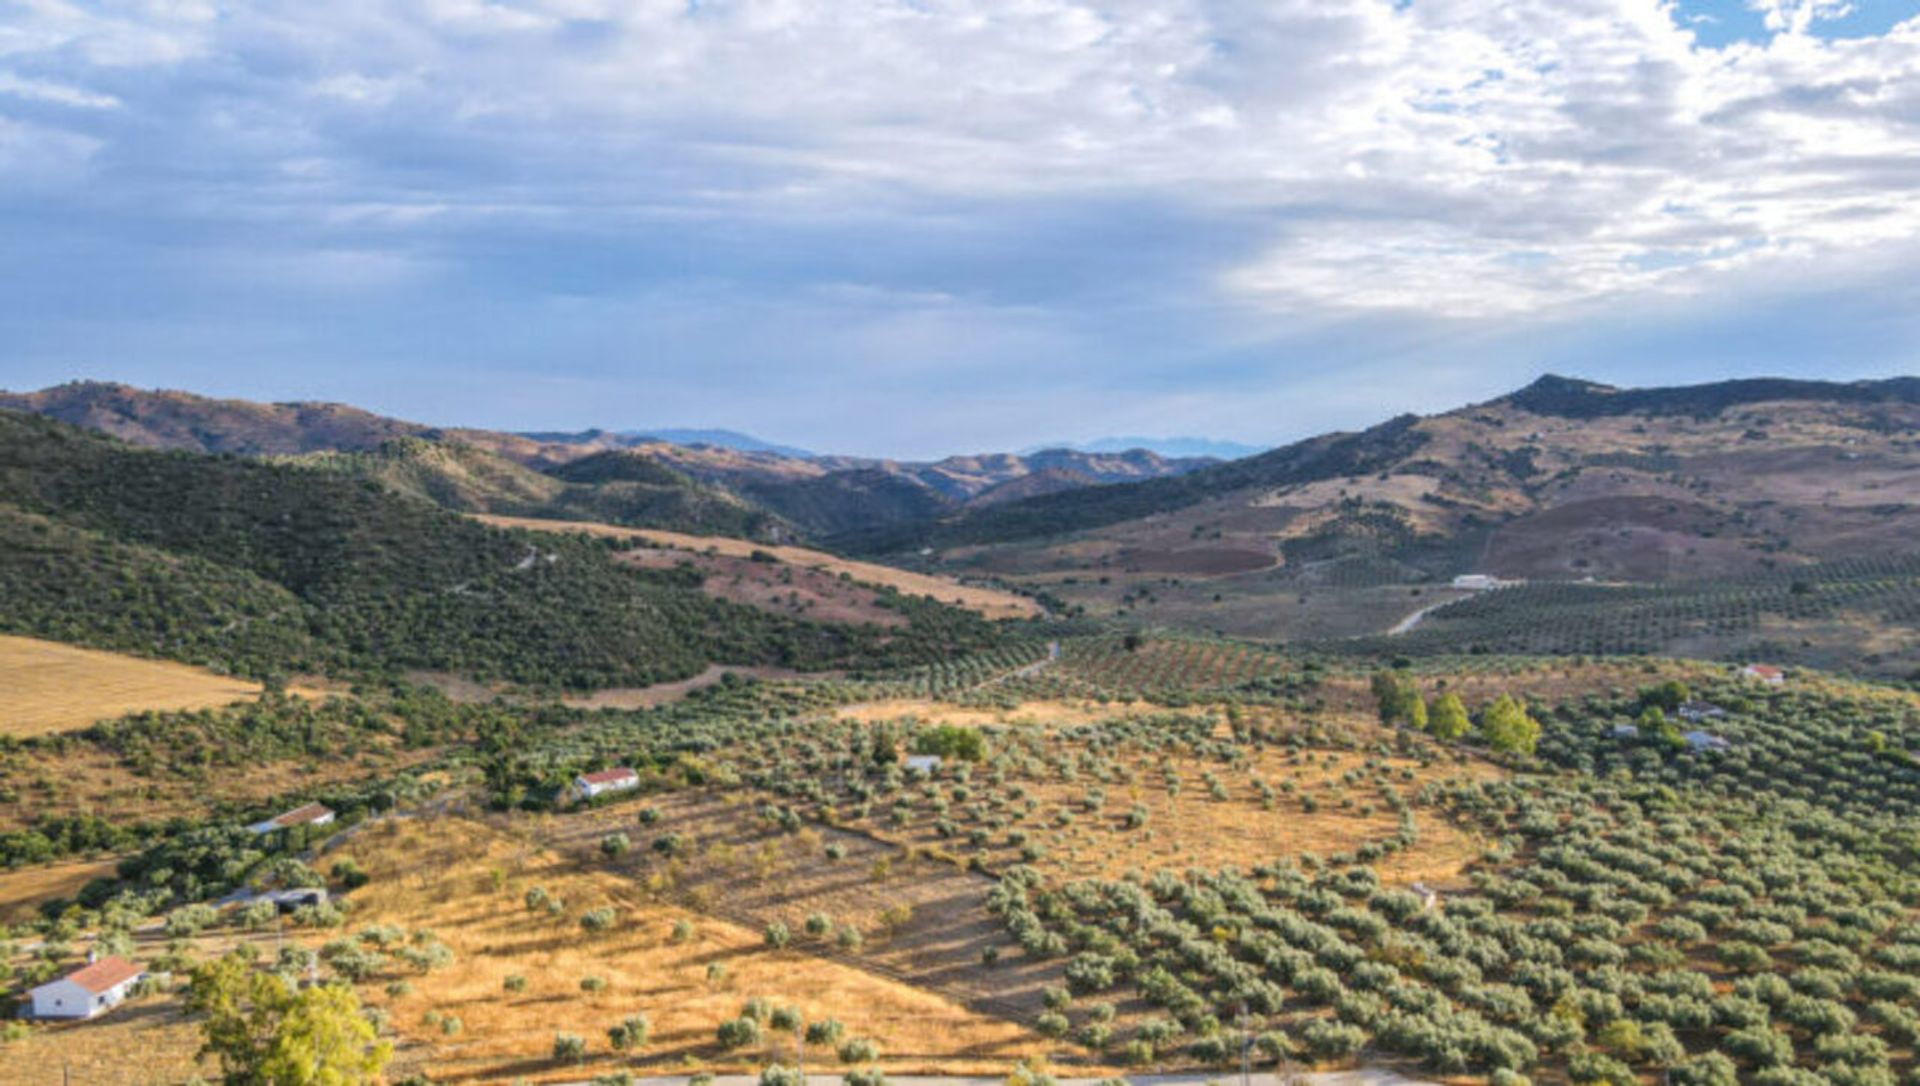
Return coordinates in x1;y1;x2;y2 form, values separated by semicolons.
1;0;1917;458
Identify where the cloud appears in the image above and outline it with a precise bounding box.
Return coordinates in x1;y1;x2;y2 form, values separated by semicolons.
0;1;1917;453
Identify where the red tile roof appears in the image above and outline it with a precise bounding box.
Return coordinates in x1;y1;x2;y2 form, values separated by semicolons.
63;956;143;994
1743;664;1784;678
579;767;638;785
272;803;334;827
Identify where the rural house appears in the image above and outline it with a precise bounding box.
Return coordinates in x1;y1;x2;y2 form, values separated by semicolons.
903;754;943;775
29;956;144;1020
1740;664;1786;685
573;767;640;800
247;802;336;836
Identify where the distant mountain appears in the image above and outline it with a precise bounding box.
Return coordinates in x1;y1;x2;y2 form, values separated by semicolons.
0;382;1210;542
627;428;816;459
1029;436;1263;460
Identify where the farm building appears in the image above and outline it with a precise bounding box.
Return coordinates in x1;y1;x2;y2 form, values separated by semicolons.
1683;730;1731;752
1451;574;1502;591
1741;664;1786;685
29;956;144;1020
1676;700;1726;723
247;802;336;836
573;767;640;800
903;754;943;774
1611;723;1640;739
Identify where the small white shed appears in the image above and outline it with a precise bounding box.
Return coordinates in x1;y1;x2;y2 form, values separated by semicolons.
903;755;943;775
574;767;640;800
30;956;144;1020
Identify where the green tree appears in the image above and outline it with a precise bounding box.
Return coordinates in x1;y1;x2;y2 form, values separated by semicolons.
1428;693;1470;740
1480;694;1540;755
186;951;391;1086
1370;672;1423;728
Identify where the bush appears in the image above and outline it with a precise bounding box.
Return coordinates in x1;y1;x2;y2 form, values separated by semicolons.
553;1033;587;1063
609;1013;650;1052
764;921;791;949
838;1038;880;1063
718;1017;762;1049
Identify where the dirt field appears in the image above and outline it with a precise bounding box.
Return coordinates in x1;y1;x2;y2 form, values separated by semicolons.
0;634;260;738
539;795;1069;1024
0;857;122;923
619;548;911;628
473;514;1041;620
327;815;1055;1085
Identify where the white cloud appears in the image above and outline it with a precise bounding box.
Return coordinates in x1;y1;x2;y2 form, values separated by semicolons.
1;0;1918;322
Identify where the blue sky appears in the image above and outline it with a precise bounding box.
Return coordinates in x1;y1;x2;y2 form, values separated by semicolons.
1;1;1917;457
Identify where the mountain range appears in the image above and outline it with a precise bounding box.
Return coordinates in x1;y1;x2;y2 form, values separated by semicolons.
0;382;1216;540
5;372;1920;675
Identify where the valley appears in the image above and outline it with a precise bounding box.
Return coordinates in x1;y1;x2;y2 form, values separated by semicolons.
3;374;1920;1086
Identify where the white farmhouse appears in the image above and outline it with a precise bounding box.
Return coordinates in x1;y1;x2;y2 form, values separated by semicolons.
30;956;144;1020
573;767;640;801
1740;664;1786;685
247;802;336;836
1451;574;1501;591
903;754;943;775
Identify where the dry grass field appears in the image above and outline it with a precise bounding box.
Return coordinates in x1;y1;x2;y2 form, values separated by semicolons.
0;995;209;1086
0;633;259;738
327;815;1055;1085
0;857;122;924
473;514;1041;620
1007;740;1498;888
0;741;435;833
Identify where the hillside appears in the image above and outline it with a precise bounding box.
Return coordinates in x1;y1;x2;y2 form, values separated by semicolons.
869;375;1920;673
0;382;1211;541
0;410;1011;688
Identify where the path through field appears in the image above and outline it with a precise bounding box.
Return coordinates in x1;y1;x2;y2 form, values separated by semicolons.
1386;596;1464;636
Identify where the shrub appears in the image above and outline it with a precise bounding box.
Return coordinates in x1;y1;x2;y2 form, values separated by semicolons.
717;1017;762;1049
609;1013;650;1052
838;1038;880;1063
553;1033;588;1063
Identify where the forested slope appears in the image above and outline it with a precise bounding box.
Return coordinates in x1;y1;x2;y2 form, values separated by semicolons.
0;411;1009;687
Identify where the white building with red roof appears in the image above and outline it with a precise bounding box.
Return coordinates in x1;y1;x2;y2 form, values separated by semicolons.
247;802;336;836
573;766;640;801
1740;664;1786;685
30;956;145;1019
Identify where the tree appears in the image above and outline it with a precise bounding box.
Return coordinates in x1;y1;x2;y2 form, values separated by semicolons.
1480;695;1540;755
186;951;391;1086
1428;693;1470;740
1371;672;1424;728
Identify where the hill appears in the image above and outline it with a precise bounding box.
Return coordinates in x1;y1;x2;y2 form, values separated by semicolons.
0;410;1012;688
869;375;1920;673
0;382;1213;541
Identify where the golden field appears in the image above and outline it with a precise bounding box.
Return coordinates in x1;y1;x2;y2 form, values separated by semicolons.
325;815;1053;1084
0;634;259;738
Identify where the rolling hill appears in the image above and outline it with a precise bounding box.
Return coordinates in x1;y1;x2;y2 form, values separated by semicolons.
0;410;1013;688
0;382;1212;540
